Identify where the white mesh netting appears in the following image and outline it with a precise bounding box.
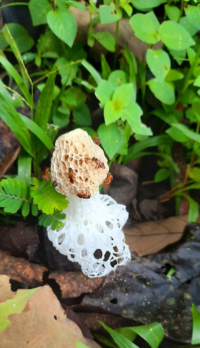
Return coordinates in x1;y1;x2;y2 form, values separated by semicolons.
47;193;131;278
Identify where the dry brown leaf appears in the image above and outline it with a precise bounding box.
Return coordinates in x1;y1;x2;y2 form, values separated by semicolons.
0;275;14;302
124;215;200;256
0;278;101;348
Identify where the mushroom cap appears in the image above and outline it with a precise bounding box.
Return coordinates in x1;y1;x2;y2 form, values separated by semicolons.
51;129;109;197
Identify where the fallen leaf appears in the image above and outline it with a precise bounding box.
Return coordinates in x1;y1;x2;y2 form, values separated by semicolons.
0;119;20;178
0;279;101;348
124;215;200;256
0;275;14;303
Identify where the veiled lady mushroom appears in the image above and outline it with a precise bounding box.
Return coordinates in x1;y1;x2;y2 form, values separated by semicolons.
48;129;131;278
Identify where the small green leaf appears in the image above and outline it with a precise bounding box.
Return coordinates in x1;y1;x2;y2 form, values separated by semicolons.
39;211;65;230
172;123;200;143
76;343;89;348
169;49;186;66
73;103;92;126
99;3;122;24
128;323;164;348
47;8;77;47
6;23;34;53
188;167;200;182
192;304;200;344
113;83;134;107
146;49;170;82
164;5;180;22
155;168;169;182
185;4;200;30
104;100;123;124
129;13;159;44
93;32;115;52
98;123;123;159
165;69;184;82
66;1;87;10
166;126;189;142
180;16;198;37
29;0;52;25
159;21;195;50
99;321;139;348
121;103;152;136
101;54;111;80
81;59;102;85
148;79;175;105
131;0;165;9
95;80;114;106
108;70;127;87
0;287;38;332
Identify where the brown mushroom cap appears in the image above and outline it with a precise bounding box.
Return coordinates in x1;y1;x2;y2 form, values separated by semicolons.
51;129;109;197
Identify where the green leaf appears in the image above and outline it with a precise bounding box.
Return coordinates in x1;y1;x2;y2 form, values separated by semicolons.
131;0;165;9
98;123;123;159
164;5;180;22
194;75;200;87
95;80;114;107
99;3;122;24
104;100;123;124
169;49;186;66
73;103;92;126
159;21;195;50
93;31;115;52
179;194;199;223
6;23;34;53
155;168;169;182
179;16;198;37
0;287;38;332
121;103;152;136
37;123;59;164
165;69;184;82
18;154;32;185
47;8;77;47
57;57;78;85
0;178;29;214
0;95;34;157
113;83;134;107
129;13;159;44
116;328;137;341
66;1;87;10
166;126;189;142
108;70;127;87
192;304;200;344
31;179;68;214
0;79;24;108
81;59;102;85
101;54;111;80
185;5;200;30
99;322;139;348
120;3;132;16
127;323;164;348
123;135;172;164
148;79;175;105
39;211;65;230
172;123;200;143
76;343;89;348
189;167;200;182
29;0;52;26
146;49;170;82
34;71;56;130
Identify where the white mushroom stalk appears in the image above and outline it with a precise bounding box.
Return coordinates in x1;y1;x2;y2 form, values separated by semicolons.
48;129;131;278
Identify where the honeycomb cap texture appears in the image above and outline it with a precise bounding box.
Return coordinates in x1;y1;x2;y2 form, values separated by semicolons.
51;129;109;197
47;193;131;278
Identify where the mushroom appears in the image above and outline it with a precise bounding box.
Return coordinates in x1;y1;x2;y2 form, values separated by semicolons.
48;129;131;278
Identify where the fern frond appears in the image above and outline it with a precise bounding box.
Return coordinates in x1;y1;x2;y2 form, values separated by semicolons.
39;211;66;230
31;179;68;215
0;178;30;214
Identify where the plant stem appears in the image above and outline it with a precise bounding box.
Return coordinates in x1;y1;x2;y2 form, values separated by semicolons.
115;20;119;53
53;0;56;11
178;0;184;22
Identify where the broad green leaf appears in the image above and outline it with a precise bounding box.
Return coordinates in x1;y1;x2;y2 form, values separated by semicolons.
108;70;127;87
19;114;54;150
0;287;38;332
53;109;70;128
185;5;200;30
116;328;137;341
6;23;34;53
29;0;52;25
169;49;186;66
47;8;77;47
73;103;92;126
18;154;32;185
148;79;175;105
166;126;189;142
192;304;200;344
95;80;114;106
61;86;86;107
146;49;170;82
34;71;56;130
164;5;180;22
129;14;159;44
180;16;198;37
98;123;123;159
81;59;101;85
127;323;164;348
99;3;122;24
159;21;195;50
165;69;183;82
155;168;169;182
131;0;166;9
93;32;115;52
104;100;123;124
0;56;32;105
66;1;87;10
99;321;139;348
113;83;134;107
194;75;200;87
123;135;172;164
189;167;200;182
0;95;34;157
120;3;132;16
57;57;78;85
121;103;152;135
172;123;200;143
146;11;160;30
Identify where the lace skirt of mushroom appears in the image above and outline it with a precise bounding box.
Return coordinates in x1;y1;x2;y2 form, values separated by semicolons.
47;193;131;278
